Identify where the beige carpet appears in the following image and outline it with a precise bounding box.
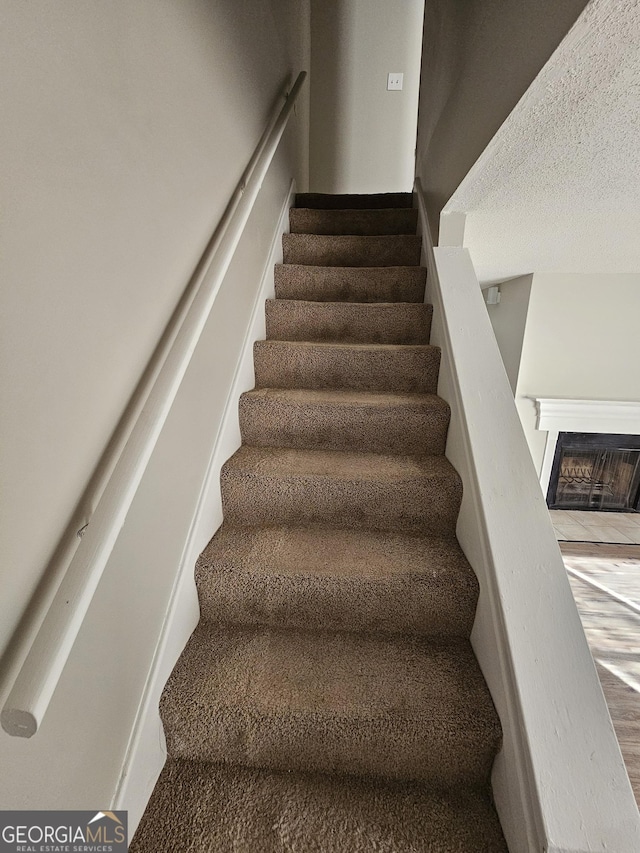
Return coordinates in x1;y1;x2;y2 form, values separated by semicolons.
130;192;508;852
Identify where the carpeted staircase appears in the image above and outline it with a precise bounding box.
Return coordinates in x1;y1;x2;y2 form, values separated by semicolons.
130;192;508;852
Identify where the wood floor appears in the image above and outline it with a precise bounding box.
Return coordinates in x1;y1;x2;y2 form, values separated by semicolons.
560;541;640;805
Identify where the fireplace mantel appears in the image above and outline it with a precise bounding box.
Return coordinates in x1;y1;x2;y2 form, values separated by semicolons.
532;398;640;491
534;398;640;435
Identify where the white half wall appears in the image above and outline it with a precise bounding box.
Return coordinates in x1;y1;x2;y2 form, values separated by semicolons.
0;0;308;813
309;0;424;193
416;182;640;852
515;272;640;475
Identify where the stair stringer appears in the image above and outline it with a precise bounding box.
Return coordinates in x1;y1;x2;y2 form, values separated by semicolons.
110;180;297;835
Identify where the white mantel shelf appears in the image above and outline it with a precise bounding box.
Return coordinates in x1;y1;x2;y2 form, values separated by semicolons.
534;398;640;435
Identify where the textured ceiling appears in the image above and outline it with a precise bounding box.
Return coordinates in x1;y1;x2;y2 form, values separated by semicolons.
443;0;640;283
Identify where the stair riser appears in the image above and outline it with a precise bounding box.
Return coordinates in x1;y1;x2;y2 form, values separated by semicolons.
220;470;461;536
130;760;509;853
253;342;440;394
197;567;477;637
283;234;422;267
265;300;432;345
295;192;413;209
161;626;501;789
290;208;418;236
163;711;497;787
274;264;426;303
239;395;449;455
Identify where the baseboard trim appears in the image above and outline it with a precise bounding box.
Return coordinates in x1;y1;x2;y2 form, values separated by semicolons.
110;179;296;835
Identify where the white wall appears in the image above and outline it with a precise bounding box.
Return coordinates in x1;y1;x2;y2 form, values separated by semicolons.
415;0;588;235
0;0;308;811
309;0;424;193
515;273;640;474
486;276;532;394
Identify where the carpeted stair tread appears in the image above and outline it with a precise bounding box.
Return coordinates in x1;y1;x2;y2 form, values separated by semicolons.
130;760;508;853
196;524;478;636
275;263;427;303
290;207;418;235
283;233;422;266
254;339;440;393
220;445;461;535
295;191;413;209
160;624;502;784
239;387;449;455
265;299;432;344
222;444;458;481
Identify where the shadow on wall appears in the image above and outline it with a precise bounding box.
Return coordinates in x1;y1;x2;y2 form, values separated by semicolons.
309;1;344;191
416;0;590;237
310;0;424;194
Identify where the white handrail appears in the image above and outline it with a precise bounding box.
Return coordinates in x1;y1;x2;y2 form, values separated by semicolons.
0;71;307;738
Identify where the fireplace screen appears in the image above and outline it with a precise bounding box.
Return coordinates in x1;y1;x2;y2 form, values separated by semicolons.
547;432;640;512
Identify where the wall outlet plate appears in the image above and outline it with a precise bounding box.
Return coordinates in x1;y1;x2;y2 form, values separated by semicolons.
387;72;403;91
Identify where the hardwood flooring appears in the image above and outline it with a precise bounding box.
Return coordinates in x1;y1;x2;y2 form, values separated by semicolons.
560;541;640;805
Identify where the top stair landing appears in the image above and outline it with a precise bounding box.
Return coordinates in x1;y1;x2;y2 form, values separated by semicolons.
295;191;413;209
290;207;418;236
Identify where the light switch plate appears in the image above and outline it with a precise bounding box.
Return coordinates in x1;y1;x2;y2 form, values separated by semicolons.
387;72;403;91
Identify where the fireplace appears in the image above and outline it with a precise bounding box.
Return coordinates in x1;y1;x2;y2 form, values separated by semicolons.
546;432;640;512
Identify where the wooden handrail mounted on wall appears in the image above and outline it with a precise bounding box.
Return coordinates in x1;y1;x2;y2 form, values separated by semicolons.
0;71;307;738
